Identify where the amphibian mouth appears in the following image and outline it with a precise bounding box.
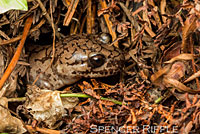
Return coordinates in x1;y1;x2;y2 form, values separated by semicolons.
28;33;124;90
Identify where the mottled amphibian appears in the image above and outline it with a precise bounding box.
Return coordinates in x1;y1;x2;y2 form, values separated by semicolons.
28;33;124;90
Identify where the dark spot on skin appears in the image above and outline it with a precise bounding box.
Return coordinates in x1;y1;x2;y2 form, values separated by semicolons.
36;69;41;74
106;62;113;68
59;60;63;64
109;69;113;74
86;70;90;74
108;55;112;58
62;68;65;73
72;71;76;74
81;72;85;74
71;43;75;47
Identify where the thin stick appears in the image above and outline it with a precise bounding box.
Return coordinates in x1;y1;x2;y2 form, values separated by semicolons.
32;0;56;85
190;36;199;88
36;0;60;39
0;16;33;91
0;19;45;46
99;0;118;47
26;125;60;134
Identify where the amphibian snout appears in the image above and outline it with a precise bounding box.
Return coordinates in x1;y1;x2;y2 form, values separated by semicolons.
28;33;124;90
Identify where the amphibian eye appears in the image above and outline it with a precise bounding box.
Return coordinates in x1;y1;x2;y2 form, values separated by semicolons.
98;33;112;44
88;53;106;68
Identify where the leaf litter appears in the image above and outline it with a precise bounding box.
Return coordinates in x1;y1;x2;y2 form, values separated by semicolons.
0;0;200;133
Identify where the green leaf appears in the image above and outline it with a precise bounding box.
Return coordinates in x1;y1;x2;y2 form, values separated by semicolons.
0;0;28;14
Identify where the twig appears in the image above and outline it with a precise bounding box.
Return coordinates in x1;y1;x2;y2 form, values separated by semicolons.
35;0;60;39
99;0;118;47
8;93;123;105
0;19;46;46
190;36;199;88
63;0;79;26
118;2;140;32
181;14;197;53
26;125;60;134
0;16;33;90
32;0;56;85
0;29;10;40
87;0;92;34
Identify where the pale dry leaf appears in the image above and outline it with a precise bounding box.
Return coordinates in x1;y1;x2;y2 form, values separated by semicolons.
160;0;167;23
183;121;193;133
189;2;200;14
165;62;185;80
184;70;200;83
172;91;200;101
0;97;26;133
164;53;194;64
63;0;79;26
163;77;200;93
25;85;79;128
142;1;151;29
161;41;181;62
150;64;171;84
181;15;197;52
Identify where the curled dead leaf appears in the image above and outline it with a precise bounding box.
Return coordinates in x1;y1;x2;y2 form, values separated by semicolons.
150;64;171;85
164;53;194;64
181;14;197;52
163;77;200;93
184;70;200;83
161;41;181;62
24;85;78;128
165;62;185;80
0;97;26;133
152;62;200;93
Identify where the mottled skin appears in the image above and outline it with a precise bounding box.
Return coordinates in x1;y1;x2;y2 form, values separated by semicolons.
28;34;124;90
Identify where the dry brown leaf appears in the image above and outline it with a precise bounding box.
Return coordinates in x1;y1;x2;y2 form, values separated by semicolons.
152;61;200;94
184;70;200;83
172;91;200;101
118;2;140;32
86;0;93;34
160;0;167;23
163;77;200;93
182;121;193;133
152;6;162;29
63;0;79;26
132;4;147;17
142;1;151;28
99;0;118;47
164;53;194;64
0;97;26;133
150;64;171;84
161;42;181;62
165;62;185;80
181;14;197;52
26;125;60;134
144;23;156;37
62;0;72;7
25;85;78;128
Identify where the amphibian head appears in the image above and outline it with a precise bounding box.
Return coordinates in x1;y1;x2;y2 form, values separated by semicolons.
29;33;124;89
55;33;124;78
